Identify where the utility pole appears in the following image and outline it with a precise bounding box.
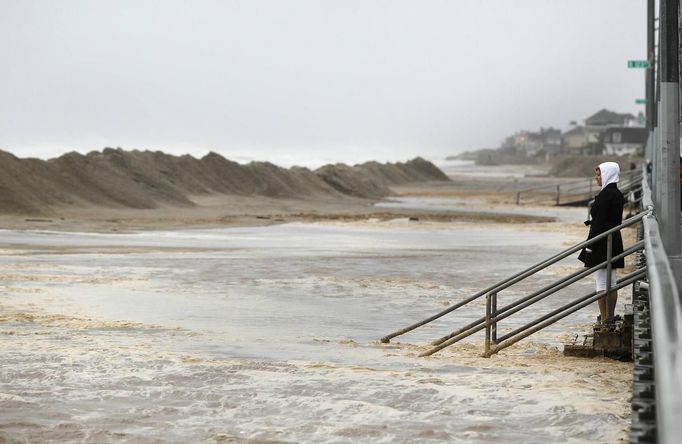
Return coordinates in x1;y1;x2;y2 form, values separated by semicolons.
657;0;681;256
646;0;655;133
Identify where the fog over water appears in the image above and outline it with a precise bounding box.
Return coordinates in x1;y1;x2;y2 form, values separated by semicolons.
1;1;644;166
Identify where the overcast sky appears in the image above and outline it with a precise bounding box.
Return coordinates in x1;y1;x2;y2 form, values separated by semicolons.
1;0;645;166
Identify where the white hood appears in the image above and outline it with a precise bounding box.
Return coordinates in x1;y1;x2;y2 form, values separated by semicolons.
598;162;620;190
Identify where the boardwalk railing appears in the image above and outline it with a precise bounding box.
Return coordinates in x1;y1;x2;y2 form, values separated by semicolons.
515;168;642;206
631;169;682;444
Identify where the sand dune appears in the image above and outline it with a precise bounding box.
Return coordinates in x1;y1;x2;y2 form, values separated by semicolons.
0;149;449;214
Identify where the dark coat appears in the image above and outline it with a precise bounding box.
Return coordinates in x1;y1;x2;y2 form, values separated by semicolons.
578;183;626;268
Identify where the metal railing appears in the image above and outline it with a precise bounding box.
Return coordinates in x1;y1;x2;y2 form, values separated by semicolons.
515;168;642;206
641;214;682;443
632;167;682;444
381;210;651;357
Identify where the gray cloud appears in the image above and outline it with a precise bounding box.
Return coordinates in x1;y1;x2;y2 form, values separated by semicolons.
0;0;645;166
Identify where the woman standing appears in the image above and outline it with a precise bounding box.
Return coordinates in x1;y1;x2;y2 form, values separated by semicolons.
578;162;626;324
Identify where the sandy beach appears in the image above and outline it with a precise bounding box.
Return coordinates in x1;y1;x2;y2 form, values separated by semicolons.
0;160;635;443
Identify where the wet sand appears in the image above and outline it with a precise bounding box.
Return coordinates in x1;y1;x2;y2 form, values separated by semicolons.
0;162;634;443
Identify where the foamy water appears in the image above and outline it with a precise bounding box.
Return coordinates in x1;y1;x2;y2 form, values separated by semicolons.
0;221;632;442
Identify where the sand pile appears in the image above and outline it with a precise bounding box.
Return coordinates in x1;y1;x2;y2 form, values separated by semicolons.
315;157;450;199
0;149;449;214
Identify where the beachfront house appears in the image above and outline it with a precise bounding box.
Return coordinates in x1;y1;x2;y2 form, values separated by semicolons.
499;127;562;158
538;127;562;156
562;109;640;155
603;126;648;156
562;126;589;155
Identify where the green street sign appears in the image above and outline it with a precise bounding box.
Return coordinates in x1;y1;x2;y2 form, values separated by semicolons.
635;99;647;104
628;60;649;68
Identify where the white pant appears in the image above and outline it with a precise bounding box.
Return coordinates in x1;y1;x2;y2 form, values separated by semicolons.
595;269;617;292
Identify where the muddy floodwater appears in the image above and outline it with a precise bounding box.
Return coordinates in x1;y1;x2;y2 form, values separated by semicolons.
0;219;633;443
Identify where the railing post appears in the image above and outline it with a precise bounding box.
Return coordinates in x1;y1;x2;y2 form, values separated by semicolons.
485;293;491;357
491;292;498;344
605;233;613;320
516;191;520;205
556;184;561;205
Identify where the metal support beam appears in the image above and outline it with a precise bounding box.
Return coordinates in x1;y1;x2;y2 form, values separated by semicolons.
658;0;681;256
654;115;661;203
647;0;655;131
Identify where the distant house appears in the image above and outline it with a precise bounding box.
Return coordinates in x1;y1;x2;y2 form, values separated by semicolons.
501;127;562;158
562;109;641;155
584;109;636;127
499;135;519;155
603;127;647;156
539;127;562;155
519;131;544;157
562;126;589;154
